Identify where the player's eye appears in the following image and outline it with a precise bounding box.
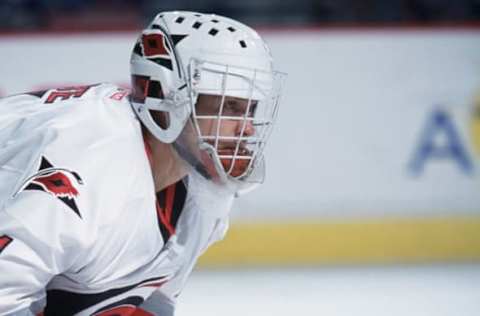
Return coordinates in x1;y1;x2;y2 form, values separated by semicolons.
222;100;257;117
222;100;245;116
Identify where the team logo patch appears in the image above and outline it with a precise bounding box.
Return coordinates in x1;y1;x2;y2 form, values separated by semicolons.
142;33;170;58
139;30;174;71
132;24;187;72
16;156;84;218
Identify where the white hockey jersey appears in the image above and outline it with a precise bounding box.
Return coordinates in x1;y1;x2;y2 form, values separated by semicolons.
0;84;234;315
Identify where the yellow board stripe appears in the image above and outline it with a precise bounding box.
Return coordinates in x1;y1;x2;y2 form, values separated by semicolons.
198;216;480;267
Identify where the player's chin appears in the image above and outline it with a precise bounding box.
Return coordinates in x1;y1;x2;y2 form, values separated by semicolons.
217;148;252;177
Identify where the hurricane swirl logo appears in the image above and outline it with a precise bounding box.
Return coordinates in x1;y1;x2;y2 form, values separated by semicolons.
30;171;79;199
132;24;187;73
137;29;175;72
141;32;171;59
16;156;84;218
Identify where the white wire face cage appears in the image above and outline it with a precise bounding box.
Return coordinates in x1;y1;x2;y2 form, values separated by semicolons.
173;58;286;190
130;11;287;192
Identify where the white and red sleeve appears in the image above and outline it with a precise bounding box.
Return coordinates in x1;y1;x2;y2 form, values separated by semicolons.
0;190;90;315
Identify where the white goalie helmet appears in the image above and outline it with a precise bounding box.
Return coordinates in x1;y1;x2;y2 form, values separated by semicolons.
130;11;286;192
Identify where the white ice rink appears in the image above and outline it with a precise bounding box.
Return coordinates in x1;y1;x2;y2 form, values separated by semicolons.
177;264;480;316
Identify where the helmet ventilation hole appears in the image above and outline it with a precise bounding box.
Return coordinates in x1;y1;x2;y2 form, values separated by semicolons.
192;21;202;29
227;26;236;32
208;28;219;36
175;16;185;23
239;40;247;48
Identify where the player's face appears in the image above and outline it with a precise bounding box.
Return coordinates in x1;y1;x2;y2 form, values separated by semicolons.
195;94;257;177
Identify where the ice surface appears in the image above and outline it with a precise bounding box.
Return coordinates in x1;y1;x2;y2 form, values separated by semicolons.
177;265;480;316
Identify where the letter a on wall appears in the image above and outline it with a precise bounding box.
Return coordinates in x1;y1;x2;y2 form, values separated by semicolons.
409;108;473;176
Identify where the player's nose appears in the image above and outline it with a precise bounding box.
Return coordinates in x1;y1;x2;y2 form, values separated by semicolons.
236;119;255;137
